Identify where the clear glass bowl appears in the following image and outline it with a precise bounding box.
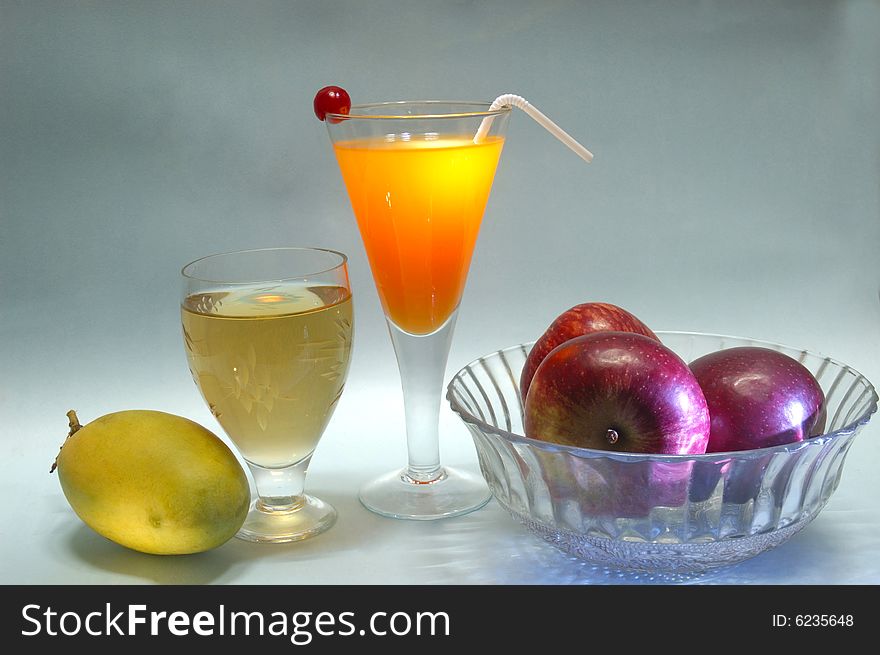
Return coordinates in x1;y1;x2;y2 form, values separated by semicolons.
447;332;877;572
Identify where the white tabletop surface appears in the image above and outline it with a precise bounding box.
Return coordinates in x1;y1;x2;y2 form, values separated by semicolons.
2;0;879;585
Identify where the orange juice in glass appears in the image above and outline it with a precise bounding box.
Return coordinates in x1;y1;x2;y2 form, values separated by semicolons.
334;134;504;335
325;102;511;519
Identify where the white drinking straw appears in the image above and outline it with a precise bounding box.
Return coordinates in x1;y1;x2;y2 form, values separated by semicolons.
474;94;594;163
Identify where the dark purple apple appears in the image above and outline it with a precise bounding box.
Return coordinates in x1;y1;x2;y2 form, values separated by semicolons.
689;346;826;453
524;332;711;455
520;302;659;402
687;457;730;503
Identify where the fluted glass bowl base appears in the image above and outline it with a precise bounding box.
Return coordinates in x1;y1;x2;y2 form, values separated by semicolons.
504;502;811;573
235;494;337;544
359;467;492;520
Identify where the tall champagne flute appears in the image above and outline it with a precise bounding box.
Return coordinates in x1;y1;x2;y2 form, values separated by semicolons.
324;101;511;519
180;247;353;542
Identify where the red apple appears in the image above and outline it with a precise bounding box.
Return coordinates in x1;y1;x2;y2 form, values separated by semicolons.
541;453;694;519
607;458;694;517
535;450;612;516
524;332;711;455
689;346;826;453
520;302;658;402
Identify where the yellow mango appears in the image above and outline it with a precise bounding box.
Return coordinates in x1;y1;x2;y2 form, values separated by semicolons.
53;410;250;555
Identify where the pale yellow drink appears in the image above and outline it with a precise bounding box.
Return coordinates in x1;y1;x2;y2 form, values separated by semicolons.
181;285;353;469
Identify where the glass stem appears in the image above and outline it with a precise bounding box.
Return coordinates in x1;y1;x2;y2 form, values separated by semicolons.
387;310;458;483
246;456;311;513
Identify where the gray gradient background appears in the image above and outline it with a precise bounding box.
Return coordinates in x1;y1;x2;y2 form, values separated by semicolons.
2;0;879;584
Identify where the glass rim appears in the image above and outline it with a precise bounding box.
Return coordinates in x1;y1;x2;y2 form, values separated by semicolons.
180;246;348;284
325;100;513;121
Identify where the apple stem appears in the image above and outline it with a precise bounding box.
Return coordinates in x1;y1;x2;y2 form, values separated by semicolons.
605;428;619;445
50;410;82;474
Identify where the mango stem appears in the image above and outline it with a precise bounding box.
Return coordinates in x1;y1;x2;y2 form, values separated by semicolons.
50;410;83;473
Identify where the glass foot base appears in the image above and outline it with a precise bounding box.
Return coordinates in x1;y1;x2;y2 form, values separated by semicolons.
358;466;491;520
235;494;337;543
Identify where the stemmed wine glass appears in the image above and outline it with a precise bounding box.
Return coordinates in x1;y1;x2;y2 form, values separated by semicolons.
324;101;511;519
180;247;353;542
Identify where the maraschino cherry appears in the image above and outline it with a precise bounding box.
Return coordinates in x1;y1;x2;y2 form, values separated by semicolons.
313;86;351;121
